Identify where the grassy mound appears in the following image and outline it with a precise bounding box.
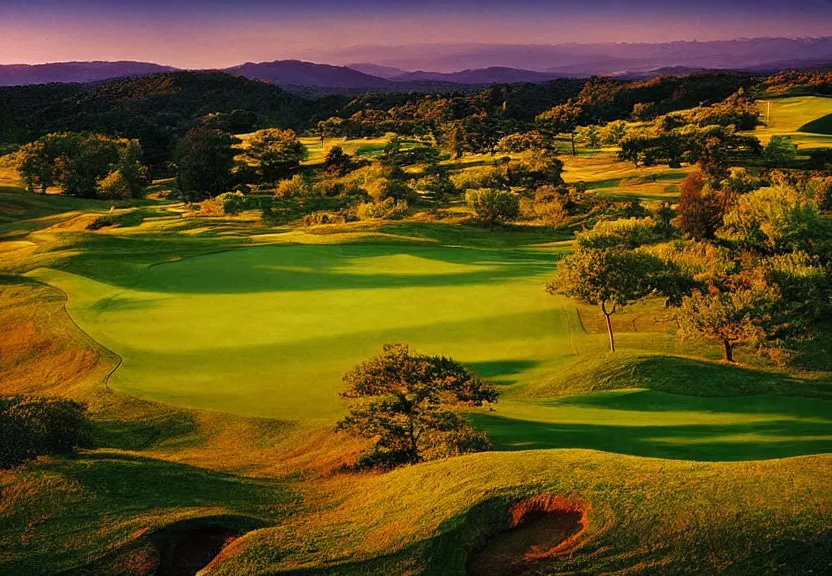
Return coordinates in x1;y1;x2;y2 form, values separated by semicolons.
798;112;832;135
204;451;832;575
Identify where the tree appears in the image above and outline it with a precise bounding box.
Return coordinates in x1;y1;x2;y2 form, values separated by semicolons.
247;128;306;184
717;185;827;254
97;169;135;200
16;139;56;194
683;125;761;180
763;135;798;165
466;189;520;229
323;145;354;176
497;130;549;153
580;125;601;149
174;128;237;201
15;132;148;199
546;246;665;352
336;343;498;468
675;171;724;240
602;120;628;145
536;102;582;156
677;287;775;362
445;121;466;159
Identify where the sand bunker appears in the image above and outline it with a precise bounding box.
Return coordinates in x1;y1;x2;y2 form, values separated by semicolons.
467;494;587;576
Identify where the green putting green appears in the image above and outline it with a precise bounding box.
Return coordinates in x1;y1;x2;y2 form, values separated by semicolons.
31;243;578;419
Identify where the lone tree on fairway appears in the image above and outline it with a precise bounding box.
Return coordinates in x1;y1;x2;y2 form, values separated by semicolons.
466;188;520;229
336;343;498;468
546;247;665;352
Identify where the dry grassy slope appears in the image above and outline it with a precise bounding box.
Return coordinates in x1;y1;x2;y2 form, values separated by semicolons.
206;451;832;575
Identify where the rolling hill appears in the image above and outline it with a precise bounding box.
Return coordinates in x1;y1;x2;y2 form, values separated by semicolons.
225;60;396;89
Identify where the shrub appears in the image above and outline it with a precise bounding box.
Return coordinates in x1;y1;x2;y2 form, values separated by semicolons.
451;166;500;191
303;211;347;226
216;191;247;215
415;173;457;202
0;396;91;469
275;174;311;199
466;188;520;229
366;178;416;204
531;185;568;226
355;197;409;220
809;176;832;211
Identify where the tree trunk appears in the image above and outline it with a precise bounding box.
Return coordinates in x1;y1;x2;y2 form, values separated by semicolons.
408;421;418;463
601;301;616;352
570;132;576;157
604;312;615;352
723;339;734;362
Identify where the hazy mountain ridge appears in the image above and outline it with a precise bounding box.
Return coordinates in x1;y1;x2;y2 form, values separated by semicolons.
1;37;831;89
0;61;177;87
225;60;396;88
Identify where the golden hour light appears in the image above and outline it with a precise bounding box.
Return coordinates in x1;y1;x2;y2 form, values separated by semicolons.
1;1;831;574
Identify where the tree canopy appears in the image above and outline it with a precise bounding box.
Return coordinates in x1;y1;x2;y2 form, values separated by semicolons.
174;127;238;200
336;343;498;468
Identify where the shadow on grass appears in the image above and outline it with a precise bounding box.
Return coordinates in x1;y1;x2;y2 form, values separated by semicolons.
468;359;542;385
557;389;832;419
472;410;832;461
42;451;293;511
92;409;201;452
798;113;832;135
586;354;832;399
60;241;559;295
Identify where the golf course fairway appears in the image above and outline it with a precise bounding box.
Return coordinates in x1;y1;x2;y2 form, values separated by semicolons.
28;241;832;462
30;243;577;419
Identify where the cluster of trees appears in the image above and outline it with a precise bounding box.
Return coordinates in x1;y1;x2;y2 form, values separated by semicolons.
1;68;824;182
549;169;831;362
618;124;762;176
312;73;761;160
174;127;307;201
612;91;763;176
0;72;329;175
0;395;91;469
16;132;149;199
759;70;832;96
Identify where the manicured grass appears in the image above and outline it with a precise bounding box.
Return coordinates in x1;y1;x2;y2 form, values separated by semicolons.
29;243;575;419
25;231;832;462
475;391;832;461
560;150;689;202
754;96;832;148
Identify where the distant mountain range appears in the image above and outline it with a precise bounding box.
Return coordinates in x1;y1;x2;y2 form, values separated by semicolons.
0;61;176;87
1;37;831;91
322;37;832;75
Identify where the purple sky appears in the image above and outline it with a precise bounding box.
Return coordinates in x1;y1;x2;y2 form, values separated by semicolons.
1;1;830;67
